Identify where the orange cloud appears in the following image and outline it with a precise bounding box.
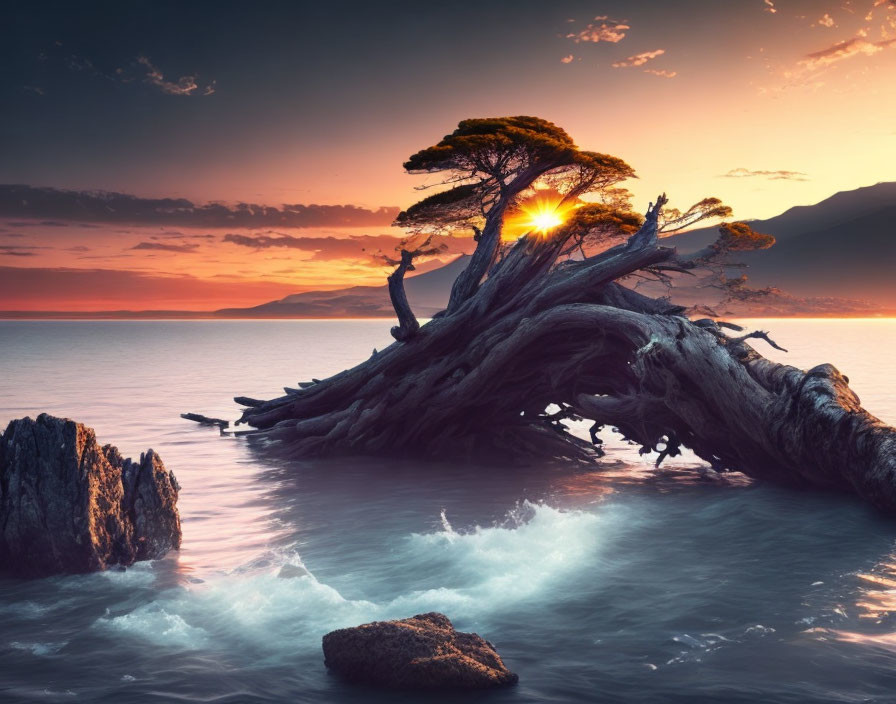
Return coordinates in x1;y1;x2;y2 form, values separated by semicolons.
644;68;677;78
800;35;896;69
721;168;809;181
567;16;629;43
612;49;665;68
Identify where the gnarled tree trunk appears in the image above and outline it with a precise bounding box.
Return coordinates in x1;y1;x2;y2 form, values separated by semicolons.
387;249;420;342
214;198;896;512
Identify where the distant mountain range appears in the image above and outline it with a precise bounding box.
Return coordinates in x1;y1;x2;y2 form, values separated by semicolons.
3;182;893;319
215;181;894;318
214;255;470;319
663;181;896;308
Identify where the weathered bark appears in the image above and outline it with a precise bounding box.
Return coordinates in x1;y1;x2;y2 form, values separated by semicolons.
446;161;565;312
387;249;420;342
446;207;504;312
228;197;896;513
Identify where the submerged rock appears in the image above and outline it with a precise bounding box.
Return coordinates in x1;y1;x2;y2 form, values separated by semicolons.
0;414;181;577
322;612;518;690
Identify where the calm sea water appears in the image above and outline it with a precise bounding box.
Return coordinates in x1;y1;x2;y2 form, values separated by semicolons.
1;318;895;703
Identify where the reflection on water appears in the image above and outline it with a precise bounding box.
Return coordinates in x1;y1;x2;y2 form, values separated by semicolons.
0;318;895;703
855;568;896;621
824;550;896;650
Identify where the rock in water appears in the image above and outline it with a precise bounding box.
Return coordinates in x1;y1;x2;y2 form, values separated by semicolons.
322;612;518;689
0;414;181;577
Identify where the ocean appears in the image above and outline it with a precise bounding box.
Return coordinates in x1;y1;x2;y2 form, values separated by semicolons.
1;318;895;703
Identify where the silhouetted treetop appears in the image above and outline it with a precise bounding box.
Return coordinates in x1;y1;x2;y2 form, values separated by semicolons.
393;184;481;233
402;116;578;176
398;116;636;240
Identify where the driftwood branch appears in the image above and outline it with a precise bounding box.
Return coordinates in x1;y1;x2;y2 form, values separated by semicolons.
225;195;896;514
728;330;788;352
181;413;230;434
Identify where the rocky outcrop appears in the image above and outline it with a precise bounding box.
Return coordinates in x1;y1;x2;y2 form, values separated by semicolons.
0;414;181;577
322;612;518;690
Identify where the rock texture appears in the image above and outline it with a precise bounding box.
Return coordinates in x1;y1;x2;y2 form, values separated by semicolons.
322;612;518;690
0;414;181;577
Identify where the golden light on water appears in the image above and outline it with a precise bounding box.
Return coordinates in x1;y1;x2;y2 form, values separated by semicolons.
817;552;896;649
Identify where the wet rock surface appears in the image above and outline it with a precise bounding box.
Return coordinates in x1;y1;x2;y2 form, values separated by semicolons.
322;612;518;690
0;414;181;577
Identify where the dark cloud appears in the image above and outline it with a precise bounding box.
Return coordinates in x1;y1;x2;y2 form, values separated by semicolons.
131;241;200;253
0;185;399;229
6;220;76;227
0;244;53;257
721;168;809;181
148;232;217;240
136;56;215;96
222;233;472;261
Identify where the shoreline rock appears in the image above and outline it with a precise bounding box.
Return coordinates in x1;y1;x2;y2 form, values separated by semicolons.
0;414;181;577
322;612;518;690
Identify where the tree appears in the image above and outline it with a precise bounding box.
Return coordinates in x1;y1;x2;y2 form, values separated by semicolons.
189;116;896;515
399;117;635;312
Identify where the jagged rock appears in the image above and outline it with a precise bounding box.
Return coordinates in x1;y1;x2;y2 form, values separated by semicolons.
0;414;181;577
322;612;518;690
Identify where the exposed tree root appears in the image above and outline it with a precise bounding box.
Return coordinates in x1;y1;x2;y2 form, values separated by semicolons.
185;196;896;512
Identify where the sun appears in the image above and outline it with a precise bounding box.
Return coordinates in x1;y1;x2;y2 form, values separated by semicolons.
527;208;565;233
503;194;578;240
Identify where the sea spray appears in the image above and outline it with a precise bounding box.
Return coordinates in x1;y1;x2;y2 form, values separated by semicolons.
94;501;620;663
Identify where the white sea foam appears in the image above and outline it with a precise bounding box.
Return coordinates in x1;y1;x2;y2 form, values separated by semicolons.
98;607;209;650
95;501;616;659
97;562;158;587
393;500;607;615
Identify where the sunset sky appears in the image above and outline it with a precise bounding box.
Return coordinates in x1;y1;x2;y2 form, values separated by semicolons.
2;0;895;311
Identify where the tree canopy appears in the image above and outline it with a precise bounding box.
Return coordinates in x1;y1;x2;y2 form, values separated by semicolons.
396;116;636;236
714;222;776;252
